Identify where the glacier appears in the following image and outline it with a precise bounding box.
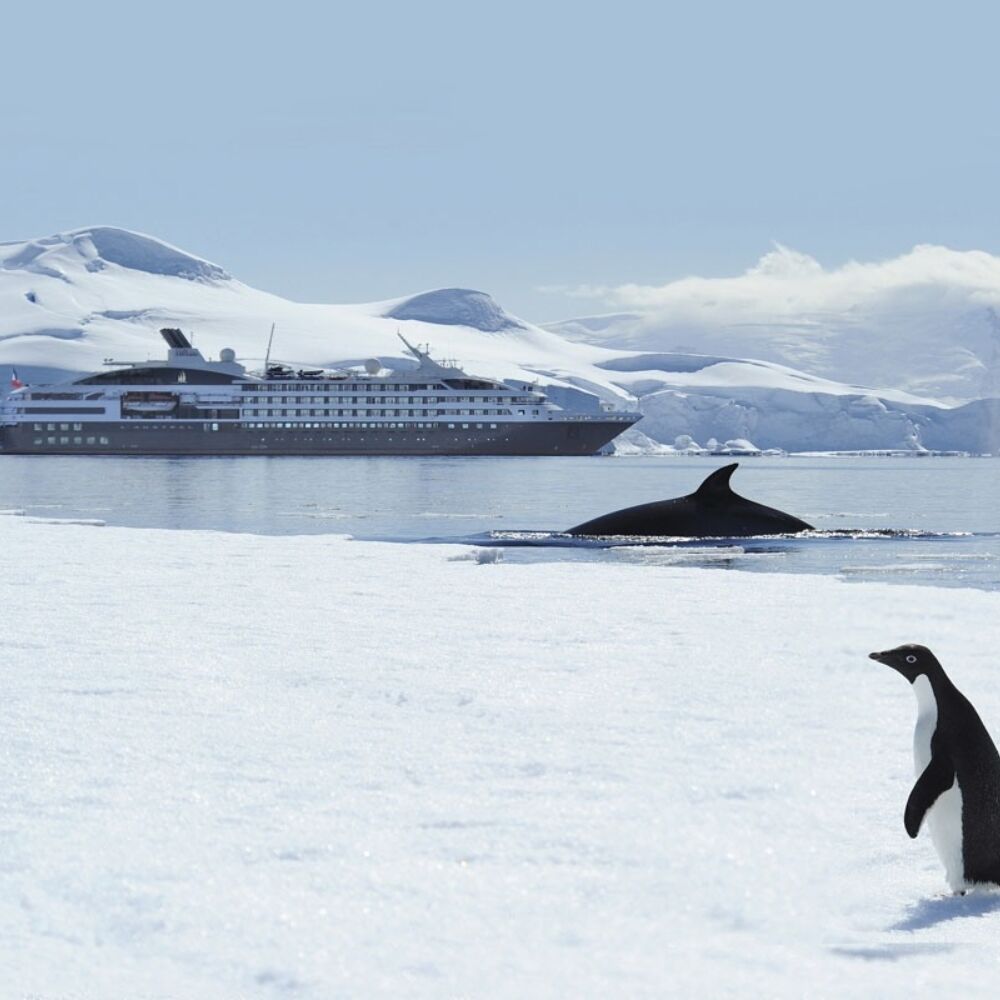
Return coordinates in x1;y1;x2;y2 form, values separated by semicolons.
3;227;1000;454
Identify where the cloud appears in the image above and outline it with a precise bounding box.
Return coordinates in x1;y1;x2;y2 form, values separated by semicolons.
590;244;1000;314
535;283;616;301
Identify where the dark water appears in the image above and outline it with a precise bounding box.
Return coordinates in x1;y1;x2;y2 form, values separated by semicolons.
2;454;999;590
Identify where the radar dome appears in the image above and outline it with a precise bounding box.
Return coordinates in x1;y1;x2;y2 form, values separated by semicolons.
364;358;382;375
220;348;236;363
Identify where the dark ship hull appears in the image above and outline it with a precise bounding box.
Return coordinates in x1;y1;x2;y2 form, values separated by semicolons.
0;417;638;456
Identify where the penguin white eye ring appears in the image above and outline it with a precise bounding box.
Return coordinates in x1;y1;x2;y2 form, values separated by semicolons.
906;655;917;663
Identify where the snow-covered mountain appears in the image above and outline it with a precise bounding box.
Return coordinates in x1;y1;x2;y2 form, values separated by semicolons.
548;244;1000;404
3;227;1000;453
0;227;616;389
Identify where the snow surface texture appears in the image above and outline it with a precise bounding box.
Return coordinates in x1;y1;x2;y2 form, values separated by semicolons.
5;516;1000;997
3;227;1000;452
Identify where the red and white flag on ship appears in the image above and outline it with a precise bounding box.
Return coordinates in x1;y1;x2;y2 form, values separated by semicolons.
10;368;23;390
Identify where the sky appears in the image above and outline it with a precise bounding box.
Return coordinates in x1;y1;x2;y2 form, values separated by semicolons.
2;0;1000;322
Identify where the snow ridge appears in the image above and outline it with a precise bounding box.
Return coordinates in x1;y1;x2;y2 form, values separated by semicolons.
385;288;524;332
0;227;230;282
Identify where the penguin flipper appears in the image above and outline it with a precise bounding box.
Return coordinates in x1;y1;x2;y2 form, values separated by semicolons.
905;755;955;839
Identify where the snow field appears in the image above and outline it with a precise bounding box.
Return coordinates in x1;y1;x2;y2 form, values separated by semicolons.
4;517;1000;996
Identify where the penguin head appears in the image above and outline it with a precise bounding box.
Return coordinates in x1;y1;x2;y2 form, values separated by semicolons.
869;643;941;683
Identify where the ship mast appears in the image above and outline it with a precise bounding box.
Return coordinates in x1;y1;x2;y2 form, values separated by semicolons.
263;322;276;372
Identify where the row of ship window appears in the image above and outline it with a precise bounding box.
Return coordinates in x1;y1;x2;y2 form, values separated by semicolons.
28;422;504;444
241;408;521;418
33;436;110;445
29;420;513;433
244;383;448;392
239;422;501;431
240;395;534;405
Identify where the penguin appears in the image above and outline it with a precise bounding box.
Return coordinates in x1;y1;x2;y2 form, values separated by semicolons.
870;644;1000;892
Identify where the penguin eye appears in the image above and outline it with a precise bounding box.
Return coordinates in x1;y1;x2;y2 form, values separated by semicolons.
905;655;917;664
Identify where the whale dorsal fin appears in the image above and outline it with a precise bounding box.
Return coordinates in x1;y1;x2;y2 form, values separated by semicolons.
692;463;739;499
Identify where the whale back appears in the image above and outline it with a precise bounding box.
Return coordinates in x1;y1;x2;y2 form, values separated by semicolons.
566;463;812;537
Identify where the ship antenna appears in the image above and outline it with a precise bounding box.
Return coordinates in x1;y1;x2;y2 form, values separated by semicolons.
397;328;450;375
396;328;425;361
263;322;276;371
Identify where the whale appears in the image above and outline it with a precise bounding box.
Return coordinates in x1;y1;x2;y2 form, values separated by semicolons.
566;463;813;538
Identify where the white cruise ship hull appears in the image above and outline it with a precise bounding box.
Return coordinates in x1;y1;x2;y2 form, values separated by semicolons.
0;328;641;457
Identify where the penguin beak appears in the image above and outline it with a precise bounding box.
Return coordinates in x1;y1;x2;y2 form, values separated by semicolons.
868;651;889;664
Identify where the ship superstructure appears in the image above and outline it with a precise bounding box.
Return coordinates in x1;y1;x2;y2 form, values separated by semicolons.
0;329;639;455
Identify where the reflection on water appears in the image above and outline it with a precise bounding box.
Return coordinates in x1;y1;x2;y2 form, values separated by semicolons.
2;454;1000;590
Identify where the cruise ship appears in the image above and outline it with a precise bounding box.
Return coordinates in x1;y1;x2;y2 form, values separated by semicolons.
0;329;640;456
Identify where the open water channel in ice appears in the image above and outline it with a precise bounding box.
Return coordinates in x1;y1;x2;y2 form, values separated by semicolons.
2;454;1000;590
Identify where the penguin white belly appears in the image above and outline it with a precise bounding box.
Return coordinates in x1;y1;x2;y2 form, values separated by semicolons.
913;675;966;891
926;781;965;891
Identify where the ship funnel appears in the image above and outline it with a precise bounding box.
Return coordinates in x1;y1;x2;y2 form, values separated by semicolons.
160;327;192;349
